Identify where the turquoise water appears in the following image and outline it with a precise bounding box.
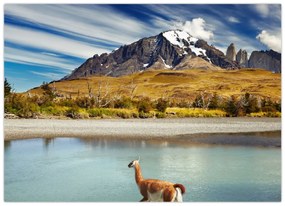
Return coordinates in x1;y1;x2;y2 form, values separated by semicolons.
4;137;281;202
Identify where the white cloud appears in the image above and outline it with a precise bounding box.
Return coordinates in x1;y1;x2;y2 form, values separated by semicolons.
4;4;151;45
4;25;109;59
180;18;214;41
5;46;79;71
253;4;281;20
29;71;63;79
256;30;281;52
254;4;270;18
228;16;240;23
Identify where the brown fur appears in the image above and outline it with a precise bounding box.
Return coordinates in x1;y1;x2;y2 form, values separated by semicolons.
174;183;186;194
133;162;185;202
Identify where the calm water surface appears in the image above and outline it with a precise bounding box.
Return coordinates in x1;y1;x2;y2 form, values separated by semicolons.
4;137;281;202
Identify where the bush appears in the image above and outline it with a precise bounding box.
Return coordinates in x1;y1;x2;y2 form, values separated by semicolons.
58;98;77;107
225;96;238;117
41;106;67;116
4;93;39;118
155;98;168;113
88;108;103;117
114;97;133;109
139;111;155;118
66;105;81;119
155;112;166;118
208;93;219;109
241;93;260;114
137;98;152;113
75;97;95;108
17;101;39;118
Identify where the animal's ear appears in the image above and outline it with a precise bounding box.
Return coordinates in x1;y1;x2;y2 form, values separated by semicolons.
128;161;134;168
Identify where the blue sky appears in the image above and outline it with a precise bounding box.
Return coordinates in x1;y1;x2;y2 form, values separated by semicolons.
4;4;281;92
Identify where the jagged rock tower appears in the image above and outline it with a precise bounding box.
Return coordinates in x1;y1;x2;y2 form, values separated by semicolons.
226;43;236;61
248;50;281;73
236;49;248;67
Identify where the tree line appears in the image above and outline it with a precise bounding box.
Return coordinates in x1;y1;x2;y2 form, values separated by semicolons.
4;79;281;118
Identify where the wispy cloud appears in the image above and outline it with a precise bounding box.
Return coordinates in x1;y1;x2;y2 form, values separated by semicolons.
252;4;281;20
254;4;270;18
29;71;64;79
4;46;80;71
228;16;240;23
4;24;108;59
4;4;152;45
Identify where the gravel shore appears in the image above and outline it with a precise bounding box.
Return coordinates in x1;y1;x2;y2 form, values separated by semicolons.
4;118;281;145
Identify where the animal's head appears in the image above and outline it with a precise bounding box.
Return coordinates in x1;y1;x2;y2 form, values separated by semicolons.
128;157;140;168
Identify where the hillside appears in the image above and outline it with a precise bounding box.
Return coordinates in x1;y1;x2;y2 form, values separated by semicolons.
29;68;281;101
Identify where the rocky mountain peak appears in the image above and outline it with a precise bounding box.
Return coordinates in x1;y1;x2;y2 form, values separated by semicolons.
226;43;236;61
62;30;240;80
236;49;248;68
248;50;281;73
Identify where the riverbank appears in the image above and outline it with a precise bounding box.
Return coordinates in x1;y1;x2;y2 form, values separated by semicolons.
4;118;281;146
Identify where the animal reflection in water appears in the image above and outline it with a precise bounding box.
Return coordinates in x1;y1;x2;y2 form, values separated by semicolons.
128;158;186;202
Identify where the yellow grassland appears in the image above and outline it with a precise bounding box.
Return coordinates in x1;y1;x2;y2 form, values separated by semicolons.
29;68;281;101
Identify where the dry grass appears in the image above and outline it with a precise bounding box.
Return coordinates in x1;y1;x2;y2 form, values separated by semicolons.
29;68;281;101
166;107;227;117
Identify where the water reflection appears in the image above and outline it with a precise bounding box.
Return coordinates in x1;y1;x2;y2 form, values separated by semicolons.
4;140;11;151
43;138;55;149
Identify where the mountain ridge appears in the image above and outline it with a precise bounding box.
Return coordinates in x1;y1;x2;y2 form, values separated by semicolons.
63;30;281;80
62;30;239;80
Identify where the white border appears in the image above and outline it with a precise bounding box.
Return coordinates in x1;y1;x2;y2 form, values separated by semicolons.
1;1;284;206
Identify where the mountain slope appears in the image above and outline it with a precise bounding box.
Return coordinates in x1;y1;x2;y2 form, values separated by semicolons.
32;69;280;101
63;30;239;80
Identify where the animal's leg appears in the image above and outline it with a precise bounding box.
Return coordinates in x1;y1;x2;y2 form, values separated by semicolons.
175;187;183;202
163;188;175;202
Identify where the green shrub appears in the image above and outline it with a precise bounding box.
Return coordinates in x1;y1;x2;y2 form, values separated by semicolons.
4;93;39;118
66;105;80;119
17;101;39;118
41;106;67;116
58;98;77;107
155;112;166;118
88;108;103;117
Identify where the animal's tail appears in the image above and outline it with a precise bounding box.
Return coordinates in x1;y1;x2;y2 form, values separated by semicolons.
174;184;186;195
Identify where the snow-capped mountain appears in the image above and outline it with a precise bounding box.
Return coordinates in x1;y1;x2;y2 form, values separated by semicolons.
63;30;239;80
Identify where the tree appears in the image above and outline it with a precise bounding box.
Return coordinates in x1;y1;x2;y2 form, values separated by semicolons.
156;98;168;113
4;78;12;97
41;81;56;100
192;92;211;109
240;93;260;114
208;93;219;109
225;95;238;117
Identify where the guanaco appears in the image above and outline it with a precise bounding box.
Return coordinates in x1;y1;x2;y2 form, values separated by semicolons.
128;158;186;202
